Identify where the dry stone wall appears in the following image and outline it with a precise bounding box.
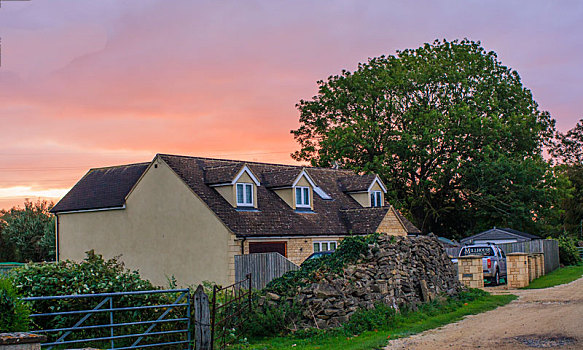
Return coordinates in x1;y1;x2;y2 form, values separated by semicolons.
262;235;461;329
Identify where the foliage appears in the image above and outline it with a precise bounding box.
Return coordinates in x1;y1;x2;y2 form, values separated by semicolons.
291;39;558;238
242;299;301;338
342;302;396;335
264;234;378;296
552;118;583;165
523;264;583;289
557;235;582;266
9;251;183;348
0;200;55;262
232;290;515;350
0;277;30;332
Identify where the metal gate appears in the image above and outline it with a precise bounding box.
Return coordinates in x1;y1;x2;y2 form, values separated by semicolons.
22;289;191;349
210;274;252;349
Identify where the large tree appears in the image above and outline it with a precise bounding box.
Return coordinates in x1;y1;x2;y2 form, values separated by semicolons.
291;39;559;238
552;119;583;237
0;200;55;262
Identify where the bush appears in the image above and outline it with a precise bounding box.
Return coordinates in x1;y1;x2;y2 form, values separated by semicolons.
342;303;396;335
0;277;30;332
265;234;378;296
557;235;582;266
9;251;182;348
242;300;301;338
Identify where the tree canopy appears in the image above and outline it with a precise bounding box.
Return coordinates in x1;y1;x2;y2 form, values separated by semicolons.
0;200;55;262
552;119;583;237
291;39;560;238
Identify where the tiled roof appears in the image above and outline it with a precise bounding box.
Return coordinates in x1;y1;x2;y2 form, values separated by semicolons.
262;168;302;188
340;208;389;233
203;165;242;185
339;174;377;192
395;210;422;234
52;154;422;237
51;163;149;213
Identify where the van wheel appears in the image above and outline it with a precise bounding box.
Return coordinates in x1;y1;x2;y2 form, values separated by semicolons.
493;270;500;286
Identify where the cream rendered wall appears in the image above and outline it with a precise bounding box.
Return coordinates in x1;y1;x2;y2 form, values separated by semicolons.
274;188;293;208
349;192;369;207
215;185;235;207
349;182;385;207
58;158;234;287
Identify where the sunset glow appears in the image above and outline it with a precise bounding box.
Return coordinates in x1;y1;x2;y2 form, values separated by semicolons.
1;0;582;210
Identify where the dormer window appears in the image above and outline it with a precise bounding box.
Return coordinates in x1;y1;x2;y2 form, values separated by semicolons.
371;191;382;207
236;183;253;206
295;186;310;208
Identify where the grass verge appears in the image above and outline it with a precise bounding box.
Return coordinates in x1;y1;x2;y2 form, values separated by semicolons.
522;264;583;289
232;292;516;350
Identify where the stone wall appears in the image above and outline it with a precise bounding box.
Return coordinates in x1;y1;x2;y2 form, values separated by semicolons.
507;253;530;289
263;235;461;329
457;256;484;289
0;333;45;350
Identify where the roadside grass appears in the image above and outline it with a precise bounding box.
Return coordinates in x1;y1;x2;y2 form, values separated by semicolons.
232;292;516;350
522;264;583;289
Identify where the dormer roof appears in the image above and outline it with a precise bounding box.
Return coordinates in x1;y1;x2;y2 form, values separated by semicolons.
262;168;302;188
339;174;387;193
204;164;260;186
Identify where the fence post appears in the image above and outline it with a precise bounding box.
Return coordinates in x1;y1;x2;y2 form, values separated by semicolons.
109;297;114;349
194;285;211;350
247;273;252;313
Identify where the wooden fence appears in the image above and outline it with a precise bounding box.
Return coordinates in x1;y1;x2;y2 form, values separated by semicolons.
235;252;299;290
446;239;560;273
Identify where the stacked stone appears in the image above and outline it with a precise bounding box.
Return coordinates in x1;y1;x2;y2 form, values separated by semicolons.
528;255;536;282
262;235;461;329
507;253;530;288
457;256;484;288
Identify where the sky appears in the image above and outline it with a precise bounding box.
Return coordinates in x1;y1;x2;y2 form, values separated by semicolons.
0;0;582;210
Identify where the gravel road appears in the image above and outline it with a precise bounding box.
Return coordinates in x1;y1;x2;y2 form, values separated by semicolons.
385;277;583;350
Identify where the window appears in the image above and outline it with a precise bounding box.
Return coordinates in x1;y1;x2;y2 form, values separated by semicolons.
295;186;310;207
236;183;253;206
371;191;382;207
313;241;337;252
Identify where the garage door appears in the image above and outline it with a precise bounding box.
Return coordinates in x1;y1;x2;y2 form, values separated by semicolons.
248;241;287;257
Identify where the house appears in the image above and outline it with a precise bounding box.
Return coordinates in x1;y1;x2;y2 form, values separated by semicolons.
460;227;539;245
51;154;421;286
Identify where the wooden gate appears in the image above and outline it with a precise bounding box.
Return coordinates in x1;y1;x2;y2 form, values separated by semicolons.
235;252;299;289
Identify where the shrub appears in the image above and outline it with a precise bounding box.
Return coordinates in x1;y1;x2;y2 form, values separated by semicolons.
9;251;182;348
342;303;396;335
241;300;301;338
557;235;582;266
0;277;30;332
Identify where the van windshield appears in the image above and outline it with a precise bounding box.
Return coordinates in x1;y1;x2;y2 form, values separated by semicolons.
460;247;494;256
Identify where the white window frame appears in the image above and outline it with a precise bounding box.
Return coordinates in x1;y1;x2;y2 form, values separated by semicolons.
236;183;254;206
371;190;382;207
295;186;310;208
313;240;337;252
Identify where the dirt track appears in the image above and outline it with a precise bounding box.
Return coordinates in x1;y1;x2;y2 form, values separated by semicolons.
385;277;583;350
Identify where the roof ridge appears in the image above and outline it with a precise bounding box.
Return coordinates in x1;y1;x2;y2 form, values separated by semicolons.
158;153;362;173
339;207;388;212
203;164;242;170
89;162;150;171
